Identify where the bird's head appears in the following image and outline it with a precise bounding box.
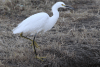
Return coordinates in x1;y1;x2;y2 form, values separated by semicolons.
54;2;74;10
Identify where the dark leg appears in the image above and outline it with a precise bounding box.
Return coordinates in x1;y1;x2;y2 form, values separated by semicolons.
20;33;32;41
32;34;37;57
20;33;45;61
20;33;39;48
32;34;46;61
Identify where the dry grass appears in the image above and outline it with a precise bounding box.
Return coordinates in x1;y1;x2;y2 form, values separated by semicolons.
0;0;100;67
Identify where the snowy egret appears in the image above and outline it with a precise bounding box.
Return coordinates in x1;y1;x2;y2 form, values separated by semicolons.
12;2;73;60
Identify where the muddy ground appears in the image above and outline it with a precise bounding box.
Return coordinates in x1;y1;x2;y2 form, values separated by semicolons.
0;0;100;67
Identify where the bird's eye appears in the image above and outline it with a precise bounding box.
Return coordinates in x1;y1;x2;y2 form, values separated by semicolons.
61;4;65;6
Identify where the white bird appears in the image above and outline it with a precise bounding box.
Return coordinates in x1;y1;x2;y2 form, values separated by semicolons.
12;2;73;60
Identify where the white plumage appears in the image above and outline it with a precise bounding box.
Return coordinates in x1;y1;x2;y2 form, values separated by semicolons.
13;2;73;35
13;12;49;34
12;2;73;60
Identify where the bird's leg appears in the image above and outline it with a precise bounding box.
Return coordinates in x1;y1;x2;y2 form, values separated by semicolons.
20;33;39;48
31;40;40;49
20;33;32;41
32;35;37;57
32;34;46;61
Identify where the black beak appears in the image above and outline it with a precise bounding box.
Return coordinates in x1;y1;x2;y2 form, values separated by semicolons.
65;5;74;10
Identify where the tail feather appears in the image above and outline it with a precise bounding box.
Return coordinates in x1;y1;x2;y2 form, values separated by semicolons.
12;27;22;34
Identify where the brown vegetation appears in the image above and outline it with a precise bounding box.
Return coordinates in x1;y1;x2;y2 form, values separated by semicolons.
0;0;100;67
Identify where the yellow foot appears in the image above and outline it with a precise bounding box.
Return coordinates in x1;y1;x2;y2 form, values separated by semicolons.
31;41;40;49
35;56;46;61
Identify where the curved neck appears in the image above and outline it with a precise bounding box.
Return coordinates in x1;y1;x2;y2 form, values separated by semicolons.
52;5;59;18
50;5;59;23
48;4;59;27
